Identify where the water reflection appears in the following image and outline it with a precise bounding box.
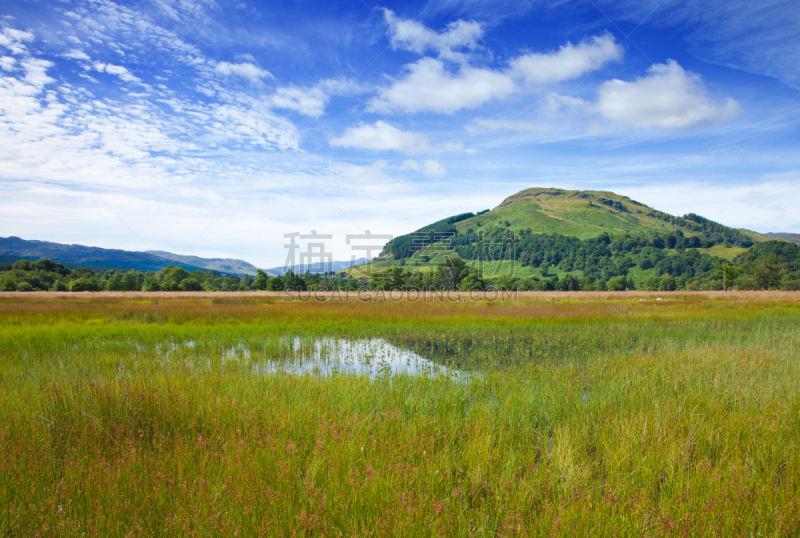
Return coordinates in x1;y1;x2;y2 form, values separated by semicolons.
255;337;457;377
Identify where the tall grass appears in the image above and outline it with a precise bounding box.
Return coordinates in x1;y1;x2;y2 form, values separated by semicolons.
0;293;798;536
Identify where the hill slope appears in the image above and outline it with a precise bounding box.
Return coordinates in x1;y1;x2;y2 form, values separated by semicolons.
0;237;253;274
462;188;764;243
385;188;765;261
147;251;261;275
767;232;800;245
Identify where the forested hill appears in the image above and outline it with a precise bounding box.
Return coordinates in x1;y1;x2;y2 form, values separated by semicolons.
0;236;254;274
386;188;768;260
348;187;800;291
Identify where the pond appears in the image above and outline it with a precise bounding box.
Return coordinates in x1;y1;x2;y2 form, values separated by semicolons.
254;337;458;377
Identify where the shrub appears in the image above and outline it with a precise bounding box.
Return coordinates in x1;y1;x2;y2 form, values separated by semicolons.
178;278;203;292
16;281;34;292
51;280;69;292
658;274;677;291
70;277;103;292
0;279;17;292
607;276;626;291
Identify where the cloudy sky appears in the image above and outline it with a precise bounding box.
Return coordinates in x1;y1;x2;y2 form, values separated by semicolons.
1;0;799;267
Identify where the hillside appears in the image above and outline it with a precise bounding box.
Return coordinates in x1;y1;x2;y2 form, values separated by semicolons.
339;187;800;290
0;237;250;274
147;250;261;276
267;258;369;276
460;187;762;243
384;188;764;262
767;232;800;245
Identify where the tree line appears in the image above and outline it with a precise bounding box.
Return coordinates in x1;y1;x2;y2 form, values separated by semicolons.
1;236;798;293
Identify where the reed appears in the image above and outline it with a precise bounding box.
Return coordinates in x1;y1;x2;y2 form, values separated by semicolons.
0;293;798;536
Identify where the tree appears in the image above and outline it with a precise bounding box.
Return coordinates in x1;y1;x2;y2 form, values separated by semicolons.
267;276;285;291
433;257;469;290
32;258;70;275
458;272;485;291
750;255;784;290
160;267;190;291
121;271;142;291
70;276;103;292
0;279;17;292
283;270;306;291
142;274;161;291
178;278;203;291
607;276;626;291
540;262;549;277
721;263;740;292
252;269;269;290
106;273;124;291
659;274;677;291
51;279;69;291
16;281;33;292
371;266;406;291
12;260;33;271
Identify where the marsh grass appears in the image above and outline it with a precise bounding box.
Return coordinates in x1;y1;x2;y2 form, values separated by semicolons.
0;293;798;536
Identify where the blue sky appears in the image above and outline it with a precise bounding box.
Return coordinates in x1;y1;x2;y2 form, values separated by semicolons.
0;0;798;267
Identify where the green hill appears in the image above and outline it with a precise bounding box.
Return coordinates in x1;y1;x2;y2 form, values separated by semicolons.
766;232;800;245
146;251;260;276
1;237;221;274
341;187;798;290
384;188;764;262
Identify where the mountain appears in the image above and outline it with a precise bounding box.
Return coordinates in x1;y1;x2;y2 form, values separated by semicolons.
146;250;262;276
338;187;795;284
456;187;766;242
267;258;369;276
766;232;800;245
0;237;253;274
383;187;769;262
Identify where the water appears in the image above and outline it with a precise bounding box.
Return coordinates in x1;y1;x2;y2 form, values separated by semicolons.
255;337;457;378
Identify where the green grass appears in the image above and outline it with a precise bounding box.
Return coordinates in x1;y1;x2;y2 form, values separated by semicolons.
692;245;748;261
456;188;684;240
1;294;799;536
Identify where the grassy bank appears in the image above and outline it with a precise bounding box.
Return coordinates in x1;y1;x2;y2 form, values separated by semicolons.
1;293;798;536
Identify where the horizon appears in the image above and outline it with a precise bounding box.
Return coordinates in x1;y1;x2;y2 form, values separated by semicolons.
1;0;799;267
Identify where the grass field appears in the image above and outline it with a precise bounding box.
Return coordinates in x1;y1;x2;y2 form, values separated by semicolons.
1;292;799;536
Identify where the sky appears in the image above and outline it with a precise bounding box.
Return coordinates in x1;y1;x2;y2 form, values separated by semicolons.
0;0;799;268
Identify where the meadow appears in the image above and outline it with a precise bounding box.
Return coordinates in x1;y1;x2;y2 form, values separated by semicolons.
0;291;798;536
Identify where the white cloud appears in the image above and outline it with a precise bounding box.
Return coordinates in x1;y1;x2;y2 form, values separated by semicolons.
92;61;141;84
383;9;483;61
368;58;515;114
0;27;34;55
267;86;326;116
423;159;447;177
0;56;17;71
596;60;742;129
510;33;623;85
330;121;432;154
372;23;621;115
597;0;800;89
399;159;420;171
21;59;55;88
214;61;273;81
64;49;91;61
466;117;551;133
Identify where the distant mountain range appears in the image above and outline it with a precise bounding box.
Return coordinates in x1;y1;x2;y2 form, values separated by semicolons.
146;251;261;275
0;237;259;275
0;236;370;277
266;258;369;276
767;232;800;245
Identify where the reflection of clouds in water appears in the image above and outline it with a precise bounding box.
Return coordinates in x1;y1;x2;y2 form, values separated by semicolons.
259;337;458;378
155;337;466;377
